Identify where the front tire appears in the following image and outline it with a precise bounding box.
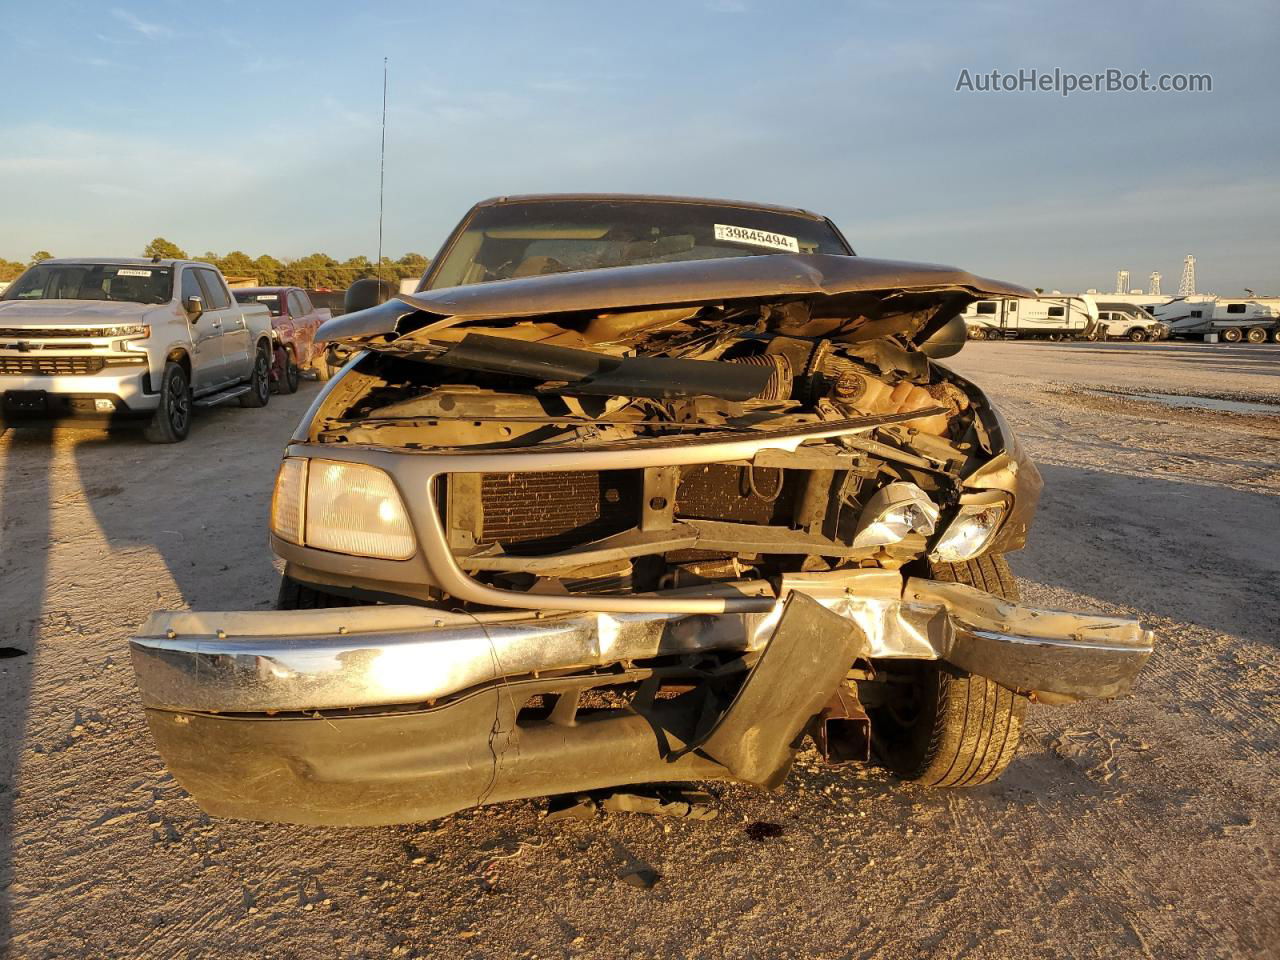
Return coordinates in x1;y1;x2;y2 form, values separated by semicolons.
869;554;1027;787
274;347;300;394
239;343;272;407
143;361;191;444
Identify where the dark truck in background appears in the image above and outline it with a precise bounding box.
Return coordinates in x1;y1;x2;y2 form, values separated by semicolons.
129;195;1154;826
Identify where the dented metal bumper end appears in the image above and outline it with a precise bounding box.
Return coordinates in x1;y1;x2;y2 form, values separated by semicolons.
136;594;862;826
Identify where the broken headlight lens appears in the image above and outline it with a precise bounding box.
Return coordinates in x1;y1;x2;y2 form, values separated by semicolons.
851;482;940;549
304;459;416;560
929;500;1009;563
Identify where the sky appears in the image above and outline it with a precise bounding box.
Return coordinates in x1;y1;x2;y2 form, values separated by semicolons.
1;0;1277;294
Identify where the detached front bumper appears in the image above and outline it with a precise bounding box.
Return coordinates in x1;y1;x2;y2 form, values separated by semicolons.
130;572;1153;826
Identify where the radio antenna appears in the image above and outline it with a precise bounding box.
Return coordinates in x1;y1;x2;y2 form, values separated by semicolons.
377;57;388;272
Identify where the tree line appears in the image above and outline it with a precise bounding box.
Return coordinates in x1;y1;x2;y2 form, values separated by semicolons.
0;238;431;289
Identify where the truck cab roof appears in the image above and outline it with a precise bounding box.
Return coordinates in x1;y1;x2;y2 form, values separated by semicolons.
37;257;206;269
473;192;826;221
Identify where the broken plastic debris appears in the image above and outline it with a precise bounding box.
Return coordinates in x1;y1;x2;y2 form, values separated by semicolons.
544;795;598;822
601;788;718;821
547;788;719;822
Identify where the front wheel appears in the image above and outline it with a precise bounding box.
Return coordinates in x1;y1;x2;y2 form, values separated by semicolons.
274;347;300;394
239;343;272;407
143;361;191;443
868;553;1027;787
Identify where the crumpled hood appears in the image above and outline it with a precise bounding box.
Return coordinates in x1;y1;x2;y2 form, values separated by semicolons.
0;299;158;324
318;253;1032;348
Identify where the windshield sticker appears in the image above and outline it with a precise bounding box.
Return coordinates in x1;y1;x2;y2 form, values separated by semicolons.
116;269;153;277
256;295;277;301
714;224;800;253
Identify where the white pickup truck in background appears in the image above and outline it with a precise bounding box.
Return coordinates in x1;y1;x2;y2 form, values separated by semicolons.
0;258;275;442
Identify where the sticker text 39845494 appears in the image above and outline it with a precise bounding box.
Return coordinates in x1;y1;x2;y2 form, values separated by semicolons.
714;224;800;253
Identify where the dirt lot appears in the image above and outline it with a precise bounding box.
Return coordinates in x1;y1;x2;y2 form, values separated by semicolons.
2;341;1278;960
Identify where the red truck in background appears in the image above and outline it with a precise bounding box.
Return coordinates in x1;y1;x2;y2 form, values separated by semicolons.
232;287;333;391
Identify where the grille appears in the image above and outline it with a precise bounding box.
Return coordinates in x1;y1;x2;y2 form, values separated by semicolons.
478;470;640;554
470;464;804;557
676;463;799;525
0;327;113;339
0;355;107;376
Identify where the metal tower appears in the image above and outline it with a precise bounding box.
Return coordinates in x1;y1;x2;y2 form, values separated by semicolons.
1178;256;1196;296
1115;270;1130;294
1149;272;1161;296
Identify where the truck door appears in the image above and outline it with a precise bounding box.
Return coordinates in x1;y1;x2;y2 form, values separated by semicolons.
196;268;248;383
180;267;223;389
287;290;314;366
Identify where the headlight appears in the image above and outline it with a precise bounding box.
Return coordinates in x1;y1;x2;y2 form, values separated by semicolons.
109;324;151;351
270;457;416;560
108;324;150;338
851;482;939;549
930;498;1009;563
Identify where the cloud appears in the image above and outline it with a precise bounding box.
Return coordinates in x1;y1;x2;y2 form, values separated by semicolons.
243;56;288;75
0;124;258;190
706;0;747;11
110;8;171;40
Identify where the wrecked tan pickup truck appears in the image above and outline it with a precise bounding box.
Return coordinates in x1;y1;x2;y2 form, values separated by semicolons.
130;195;1154;826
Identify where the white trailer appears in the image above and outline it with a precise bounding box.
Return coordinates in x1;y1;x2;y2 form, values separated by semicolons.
962;295;1099;341
1086;293;1169;315
1158;297;1280;343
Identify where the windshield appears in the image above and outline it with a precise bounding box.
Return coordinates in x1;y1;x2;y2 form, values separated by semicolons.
235;291;282;316
426;199;849;290
2;263;174;305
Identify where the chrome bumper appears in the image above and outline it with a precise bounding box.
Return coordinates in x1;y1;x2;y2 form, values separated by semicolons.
130;572;1154;714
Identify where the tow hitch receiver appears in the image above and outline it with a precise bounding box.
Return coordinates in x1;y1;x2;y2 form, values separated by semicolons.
812;683;872;764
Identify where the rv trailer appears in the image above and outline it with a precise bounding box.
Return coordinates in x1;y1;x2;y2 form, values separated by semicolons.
1157;297;1280;343
963;295;1100;341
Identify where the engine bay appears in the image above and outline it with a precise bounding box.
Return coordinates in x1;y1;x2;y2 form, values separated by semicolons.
302;301;999;599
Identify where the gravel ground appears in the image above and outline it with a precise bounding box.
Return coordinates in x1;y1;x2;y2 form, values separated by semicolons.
1;341;1278;960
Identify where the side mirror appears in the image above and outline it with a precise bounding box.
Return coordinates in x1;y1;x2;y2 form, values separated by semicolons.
917;314;967;360
184;295;204;320
344;277;399;314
